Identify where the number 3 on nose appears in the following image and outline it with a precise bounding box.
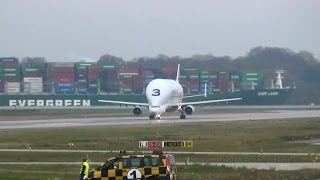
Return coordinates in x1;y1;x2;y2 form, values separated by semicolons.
152;89;160;96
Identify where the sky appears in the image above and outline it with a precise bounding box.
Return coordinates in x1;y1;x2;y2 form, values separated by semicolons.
0;0;319;61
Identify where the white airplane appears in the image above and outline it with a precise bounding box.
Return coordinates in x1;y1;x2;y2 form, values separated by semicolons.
99;65;242;120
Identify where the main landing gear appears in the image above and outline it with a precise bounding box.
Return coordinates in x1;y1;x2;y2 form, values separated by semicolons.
178;106;186;119
149;115;155;120
180;114;186;119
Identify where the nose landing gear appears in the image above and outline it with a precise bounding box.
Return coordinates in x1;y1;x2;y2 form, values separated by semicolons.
149;114;161;120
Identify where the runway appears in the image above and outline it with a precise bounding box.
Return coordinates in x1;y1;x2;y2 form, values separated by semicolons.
0;109;319;129
1;161;319;171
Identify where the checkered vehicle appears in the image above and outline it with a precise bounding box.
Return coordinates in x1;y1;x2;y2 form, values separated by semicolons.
87;153;176;180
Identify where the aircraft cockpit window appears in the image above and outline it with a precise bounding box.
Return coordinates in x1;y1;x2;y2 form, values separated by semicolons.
152;106;160;108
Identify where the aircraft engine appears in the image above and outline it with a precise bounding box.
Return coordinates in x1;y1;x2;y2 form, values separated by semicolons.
184;105;194;115
132;106;142;116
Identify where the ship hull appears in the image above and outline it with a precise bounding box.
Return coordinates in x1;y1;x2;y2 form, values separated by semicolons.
0;88;294;107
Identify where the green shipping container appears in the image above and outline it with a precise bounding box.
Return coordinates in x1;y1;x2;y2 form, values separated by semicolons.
190;89;199;93
22;68;40;73
200;75;209;79
123;88;132;93
4;68;20;74
102;65;116;69
212;88;220;92
89;84;98;88
75;62;95;68
200;70;209;75
189;75;199;80
119;75;133;79
209;75;217;79
230;75;240;80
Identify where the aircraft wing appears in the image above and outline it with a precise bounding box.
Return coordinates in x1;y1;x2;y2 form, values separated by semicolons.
181;97;242;106
98;100;149;106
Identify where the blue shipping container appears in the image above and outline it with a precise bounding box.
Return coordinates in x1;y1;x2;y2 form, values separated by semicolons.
54;87;74;92
88;89;98;94
200;82;213;94
54;83;75;92
54;83;75;88
76;75;87;81
77;88;87;93
88;79;98;83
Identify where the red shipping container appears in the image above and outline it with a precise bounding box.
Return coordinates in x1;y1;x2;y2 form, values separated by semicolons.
53;77;75;83
52;67;74;72
142;70;154;75
119;67;139;75
161;67;176;74
88;65;101;74
122;84;132;88
188;84;199;89
23;72;42;77
3;61;20;68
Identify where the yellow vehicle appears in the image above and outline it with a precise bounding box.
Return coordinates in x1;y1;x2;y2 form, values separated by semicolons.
87;153;177;180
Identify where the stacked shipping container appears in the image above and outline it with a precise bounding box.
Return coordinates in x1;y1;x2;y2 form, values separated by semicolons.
22;67;44;93
0;57;273;95
199;70;209;94
218;72;229;92
181;68;198;94
187;69;199;94
241;72;263;90
229;72;241;92
75;63;90;94
208;72;219;93
101;65;120;93
118;67;140;94
141;69;155;90
160;67;176;80
0;57;21;93
179;73;189;94
48;62;75;93
21;59;49;93
88;64;100;94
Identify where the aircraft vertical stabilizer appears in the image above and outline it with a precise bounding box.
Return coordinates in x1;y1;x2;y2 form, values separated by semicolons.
176;64;180;82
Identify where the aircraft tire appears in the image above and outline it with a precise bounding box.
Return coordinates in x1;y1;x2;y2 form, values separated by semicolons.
180;115;186;119
149;115;155;120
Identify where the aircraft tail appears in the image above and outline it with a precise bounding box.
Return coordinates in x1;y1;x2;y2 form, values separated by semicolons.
176;64;180;82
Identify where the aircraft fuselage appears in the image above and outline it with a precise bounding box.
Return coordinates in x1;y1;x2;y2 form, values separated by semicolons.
146;79;183;116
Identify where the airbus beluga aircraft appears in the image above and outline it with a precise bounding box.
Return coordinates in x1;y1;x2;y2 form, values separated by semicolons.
99;65;242;120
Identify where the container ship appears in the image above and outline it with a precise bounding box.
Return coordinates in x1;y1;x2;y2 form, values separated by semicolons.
0;57;294;107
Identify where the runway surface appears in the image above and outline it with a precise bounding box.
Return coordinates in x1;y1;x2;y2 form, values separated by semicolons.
0;109;319;129
1;161;319;170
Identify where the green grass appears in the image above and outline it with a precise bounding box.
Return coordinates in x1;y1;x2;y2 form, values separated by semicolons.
1;117;320;179
0;118;320;152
